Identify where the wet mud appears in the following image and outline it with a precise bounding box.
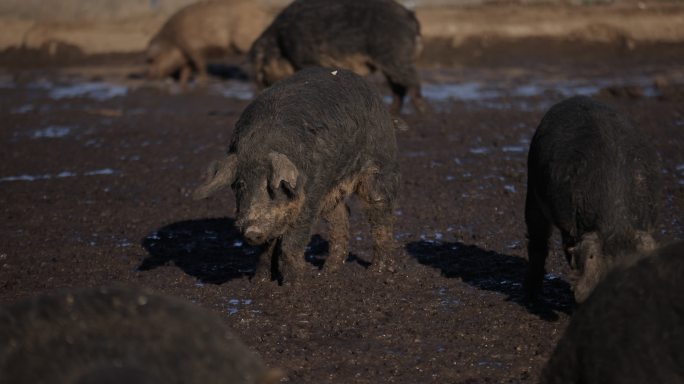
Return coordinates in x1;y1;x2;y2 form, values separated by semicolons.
1;40;683;383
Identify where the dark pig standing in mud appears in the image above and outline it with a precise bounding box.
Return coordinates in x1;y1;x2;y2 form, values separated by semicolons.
524;96;660;303
249;0;425;114
146;0;271;86
194;68;401;285
541;241;684;384
0;286;283;384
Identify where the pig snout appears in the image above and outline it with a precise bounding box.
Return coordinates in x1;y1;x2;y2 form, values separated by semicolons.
243;227;267;245
236;218;268;245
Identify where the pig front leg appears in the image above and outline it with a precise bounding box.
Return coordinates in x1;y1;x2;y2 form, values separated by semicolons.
524;190;552;300
186;49;208;85
322;201;350;274
252;239;278;283
367;213;395;274
178;65;192;89
278;219;314;286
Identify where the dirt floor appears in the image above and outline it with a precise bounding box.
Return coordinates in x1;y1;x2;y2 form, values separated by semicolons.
1;36;683;383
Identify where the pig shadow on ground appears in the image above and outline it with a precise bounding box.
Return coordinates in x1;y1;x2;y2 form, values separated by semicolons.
127;63;248;82
139;218;257;284
304;234;371;270
139;218;368;284
405;241;574;321
206;63;249;81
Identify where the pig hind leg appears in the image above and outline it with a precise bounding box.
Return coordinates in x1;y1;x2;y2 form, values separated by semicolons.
181;47;208;85
382;64;425;114
357;170;397;273
322;201;351;273
524;191;553;300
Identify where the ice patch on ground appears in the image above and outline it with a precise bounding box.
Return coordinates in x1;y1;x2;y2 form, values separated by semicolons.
11;105;34;114
33;126;72;138
49;82;128;101
469;147;489;155
226;298;252;316
83;168;115;176
0;168;118;182
420;75;664;111
213;82;255;100
423;82;500;101
501;145;526;153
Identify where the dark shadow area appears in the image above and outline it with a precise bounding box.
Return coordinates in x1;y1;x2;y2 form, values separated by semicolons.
127;63;248;82
304;234;371;269
206;63;249;81
139;219;368;284
406;240;574;320
139;218;259;284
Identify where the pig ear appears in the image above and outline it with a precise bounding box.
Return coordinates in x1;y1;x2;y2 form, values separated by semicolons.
268;152;298;192
193;155;238;200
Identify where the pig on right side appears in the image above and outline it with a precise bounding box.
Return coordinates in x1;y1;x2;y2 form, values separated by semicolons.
524;96;660;303
540;241;684;384
248;0;425;114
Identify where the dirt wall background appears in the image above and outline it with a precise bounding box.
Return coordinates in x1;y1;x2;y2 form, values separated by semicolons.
1;0;683;57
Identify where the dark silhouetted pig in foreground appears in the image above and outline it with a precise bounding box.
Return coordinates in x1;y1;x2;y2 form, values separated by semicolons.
146;0;271;86
194;68;401;285
524;96;660;303
0;286;283;384
541;241;684;384
249;0;425;114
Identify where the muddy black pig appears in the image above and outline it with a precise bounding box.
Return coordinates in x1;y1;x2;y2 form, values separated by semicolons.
193;67;401;284
146;0;271;86
524;96;660;303
0;286;283;384
541;241;684;384
249;0;425;114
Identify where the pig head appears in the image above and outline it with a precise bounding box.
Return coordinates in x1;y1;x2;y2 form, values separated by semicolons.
193;152;305;245
249;39;295;88
569;231;657;303
145;39;185;79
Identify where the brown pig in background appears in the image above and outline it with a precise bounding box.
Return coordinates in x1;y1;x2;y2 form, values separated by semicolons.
146;0;272;86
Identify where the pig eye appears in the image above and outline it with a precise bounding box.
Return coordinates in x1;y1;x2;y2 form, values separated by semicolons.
232;180;246;191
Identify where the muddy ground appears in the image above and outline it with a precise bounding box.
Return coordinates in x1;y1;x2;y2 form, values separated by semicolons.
1;38;683;383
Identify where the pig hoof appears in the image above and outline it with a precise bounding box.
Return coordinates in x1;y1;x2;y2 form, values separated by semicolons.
369;262;395;274
251;277;271;284
322;262;344;275
250;271;273;284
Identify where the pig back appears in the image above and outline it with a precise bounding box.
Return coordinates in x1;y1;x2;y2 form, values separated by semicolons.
231;68;397;193
269;0;419;65
528;96;659;242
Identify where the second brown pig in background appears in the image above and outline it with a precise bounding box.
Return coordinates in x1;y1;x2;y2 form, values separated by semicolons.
249;0;425;114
